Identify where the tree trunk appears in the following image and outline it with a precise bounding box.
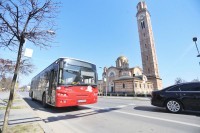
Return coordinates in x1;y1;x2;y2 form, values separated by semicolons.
1;41;24;133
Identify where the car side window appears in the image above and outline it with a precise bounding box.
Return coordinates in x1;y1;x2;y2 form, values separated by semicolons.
167;86;180;91
180;83;200;91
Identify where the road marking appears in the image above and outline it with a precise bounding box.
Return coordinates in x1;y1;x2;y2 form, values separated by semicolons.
115;110;200;128
117;105;127;108
85;105;200;128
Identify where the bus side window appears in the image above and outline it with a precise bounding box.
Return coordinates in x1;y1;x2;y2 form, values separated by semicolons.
53;70;58;88
48;70;54;94
59;69;63;84
44;72;49;87
48;69;58;94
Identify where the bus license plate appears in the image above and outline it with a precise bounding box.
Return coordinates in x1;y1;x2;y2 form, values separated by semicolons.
78;100;86;103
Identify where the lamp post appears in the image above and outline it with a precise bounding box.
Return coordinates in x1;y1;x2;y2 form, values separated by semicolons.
103;77;107;97
99;67;107;97
193;37;200;57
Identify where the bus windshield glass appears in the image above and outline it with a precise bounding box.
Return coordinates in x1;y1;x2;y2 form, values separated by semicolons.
59;59;97;86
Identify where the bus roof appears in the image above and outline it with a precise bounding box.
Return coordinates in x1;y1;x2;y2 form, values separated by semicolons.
59;57;95;65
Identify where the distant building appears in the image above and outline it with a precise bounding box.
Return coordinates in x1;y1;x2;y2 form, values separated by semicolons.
101;56;153;96
100;1;162;96
97;80;103;95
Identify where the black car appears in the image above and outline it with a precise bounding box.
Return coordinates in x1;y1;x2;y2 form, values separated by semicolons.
151;82;200;113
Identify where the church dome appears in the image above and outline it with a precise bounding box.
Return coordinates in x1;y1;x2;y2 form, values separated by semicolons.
116;56;129;68
117;56;128;62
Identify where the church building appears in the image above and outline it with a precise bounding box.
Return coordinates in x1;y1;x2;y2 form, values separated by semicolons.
99;1;162;96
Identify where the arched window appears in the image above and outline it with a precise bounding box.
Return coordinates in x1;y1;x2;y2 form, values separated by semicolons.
135;83;137;88
109;72;115;77
141;21;145;29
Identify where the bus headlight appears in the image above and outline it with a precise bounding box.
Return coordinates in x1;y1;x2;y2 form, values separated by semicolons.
57;93;68;97
57;87;61;90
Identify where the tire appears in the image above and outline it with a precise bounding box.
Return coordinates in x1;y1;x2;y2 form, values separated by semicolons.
42;94;48;108
166;99;182;113
31;92;35;101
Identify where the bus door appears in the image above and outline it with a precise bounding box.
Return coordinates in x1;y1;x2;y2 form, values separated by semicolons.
47;69;58;105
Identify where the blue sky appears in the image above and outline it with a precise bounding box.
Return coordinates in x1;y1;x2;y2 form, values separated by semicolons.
0;0;200;87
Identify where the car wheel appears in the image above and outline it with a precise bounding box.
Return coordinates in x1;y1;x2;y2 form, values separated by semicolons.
166;99;182;113
42;94;48;108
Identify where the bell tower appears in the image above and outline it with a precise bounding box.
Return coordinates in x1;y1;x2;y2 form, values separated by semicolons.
136;1;162;90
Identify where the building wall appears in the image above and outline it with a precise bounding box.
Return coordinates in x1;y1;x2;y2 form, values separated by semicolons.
114;79;153;95
115;80;134;93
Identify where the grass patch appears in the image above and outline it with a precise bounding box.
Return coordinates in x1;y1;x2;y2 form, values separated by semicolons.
1;99;22;102
7;123;44;133
13;99;23;103
0;106;27;110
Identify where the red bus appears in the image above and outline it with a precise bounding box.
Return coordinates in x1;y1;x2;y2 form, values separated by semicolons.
29;57;98;107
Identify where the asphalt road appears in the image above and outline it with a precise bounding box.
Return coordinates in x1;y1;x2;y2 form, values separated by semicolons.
19;92;200;133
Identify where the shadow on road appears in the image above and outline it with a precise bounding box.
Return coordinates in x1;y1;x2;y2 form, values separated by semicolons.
134;106;167;113
23;98;90;113
43;107;119;123
23;97;120;123
134;106;200;117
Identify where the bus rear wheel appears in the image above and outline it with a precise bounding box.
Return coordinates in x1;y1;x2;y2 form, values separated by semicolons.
42;94;48;108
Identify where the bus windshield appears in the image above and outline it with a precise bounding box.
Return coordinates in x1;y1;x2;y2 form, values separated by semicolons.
59;60;97;86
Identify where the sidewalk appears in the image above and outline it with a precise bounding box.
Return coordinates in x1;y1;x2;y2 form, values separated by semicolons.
0;92;44;133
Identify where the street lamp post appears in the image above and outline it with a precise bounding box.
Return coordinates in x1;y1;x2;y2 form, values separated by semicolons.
99;66;107;97
193;37;200;57
103;77;107;97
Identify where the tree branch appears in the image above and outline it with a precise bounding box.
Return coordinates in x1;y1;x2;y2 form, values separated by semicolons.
0;14;20;40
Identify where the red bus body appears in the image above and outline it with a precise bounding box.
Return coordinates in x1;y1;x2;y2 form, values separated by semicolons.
29;57;98;107
56;85;98;107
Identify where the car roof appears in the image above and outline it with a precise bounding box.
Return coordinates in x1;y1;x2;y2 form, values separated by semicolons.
176;82;200;85
161;82;200;91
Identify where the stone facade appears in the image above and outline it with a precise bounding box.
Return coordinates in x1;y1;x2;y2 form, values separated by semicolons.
136;1;162;90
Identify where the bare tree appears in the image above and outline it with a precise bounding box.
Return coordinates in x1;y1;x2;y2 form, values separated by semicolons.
0;58;13;79
19;59;35;76
0;77;12;91
0;59;13;91
0;58;34;77
0;0;59;132
175;77;186;84
192;78;199;82
0;58;35;92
